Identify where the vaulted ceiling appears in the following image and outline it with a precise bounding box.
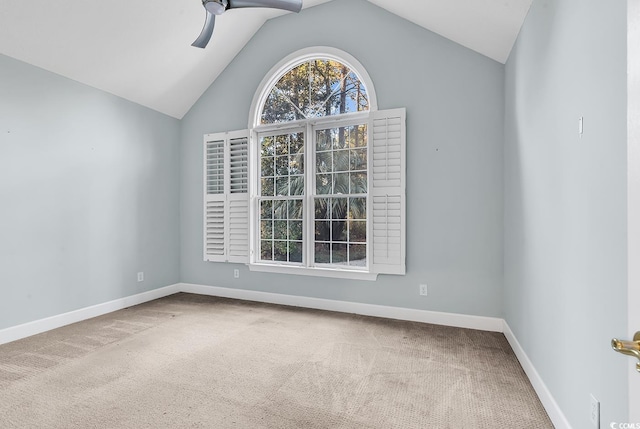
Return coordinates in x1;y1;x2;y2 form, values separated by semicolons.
0;0;532;119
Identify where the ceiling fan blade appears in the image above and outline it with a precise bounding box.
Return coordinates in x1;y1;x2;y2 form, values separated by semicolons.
192;11;216;49
228;0;302;13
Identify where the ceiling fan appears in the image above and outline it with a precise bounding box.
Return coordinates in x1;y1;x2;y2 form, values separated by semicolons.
192;0;303;48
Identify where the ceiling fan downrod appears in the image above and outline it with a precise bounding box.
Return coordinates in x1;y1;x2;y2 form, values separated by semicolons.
192;0;303;49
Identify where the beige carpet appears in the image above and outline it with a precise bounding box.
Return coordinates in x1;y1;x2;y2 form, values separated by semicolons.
0;293;553;428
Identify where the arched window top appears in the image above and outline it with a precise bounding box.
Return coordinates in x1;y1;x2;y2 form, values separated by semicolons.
260;59;369;124
250;47;377;128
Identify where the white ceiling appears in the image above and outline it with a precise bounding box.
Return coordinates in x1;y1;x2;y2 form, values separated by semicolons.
0;0;532;119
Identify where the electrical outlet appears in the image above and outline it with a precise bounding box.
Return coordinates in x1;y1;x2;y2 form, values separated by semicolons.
590;394;600;428
137;272;144;282
419;284;428;296
234;269;239;279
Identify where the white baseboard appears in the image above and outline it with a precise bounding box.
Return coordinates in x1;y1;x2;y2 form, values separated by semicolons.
0;284;180;346
503;321;571;429
179;283;504;332
0;282;568;429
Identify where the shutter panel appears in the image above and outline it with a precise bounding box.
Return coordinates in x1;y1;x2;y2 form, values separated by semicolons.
205;199;225;258
203;130;250;263
229;137;249;193
227;135;249;262
370;108;406;275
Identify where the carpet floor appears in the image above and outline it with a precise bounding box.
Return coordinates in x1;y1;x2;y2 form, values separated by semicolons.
0;293;553;428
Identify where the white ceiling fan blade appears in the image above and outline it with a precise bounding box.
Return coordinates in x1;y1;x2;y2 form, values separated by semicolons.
192;11;216;48
228;0;302;13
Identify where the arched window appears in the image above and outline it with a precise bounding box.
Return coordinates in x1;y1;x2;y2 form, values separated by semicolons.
249;47;378;128
204;48;405;280
259;59;370;124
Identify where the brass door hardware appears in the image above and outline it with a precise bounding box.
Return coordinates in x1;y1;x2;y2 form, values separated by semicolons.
612;332;640;372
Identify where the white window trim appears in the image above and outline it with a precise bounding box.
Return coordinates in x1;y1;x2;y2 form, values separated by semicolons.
248;262;378;281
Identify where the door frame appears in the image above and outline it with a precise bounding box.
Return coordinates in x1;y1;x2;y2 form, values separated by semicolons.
628;0;640;421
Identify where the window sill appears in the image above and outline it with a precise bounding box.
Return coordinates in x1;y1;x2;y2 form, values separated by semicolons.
248;263;378;281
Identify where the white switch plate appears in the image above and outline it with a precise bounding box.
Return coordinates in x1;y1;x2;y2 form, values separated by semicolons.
419;284;428;296
137;272;144;282
234;269;239;279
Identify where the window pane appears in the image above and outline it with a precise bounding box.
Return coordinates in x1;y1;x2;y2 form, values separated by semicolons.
261;156;274;177
288;200;303;220
290;241;303;263
261;220;273;239
261;241;273;260
332;198;347;220
276;176;289;196
325;80;369;117
349;221;366;242
261;200;273;219
316;130;331;151
350;172;367;194
261;136;274;156
350;149;367;171
274;221;287;239
290;155;303;175
273;200;286;219
332;243;348;265
290;133;304;155
315;243;330;264
349;244;367;266
316;174;332;194
315;221;330;241
276;156;289;176
274;241;288;261
334;173;349;194
353;124;367;147
333;150;349;172
332;221;347;241
276;135;289;156
289;221;303;241
261;178;274;196
315;198;328;220
290;176;304;196
349;198;367;220
316;151;332;173
333;128;348;150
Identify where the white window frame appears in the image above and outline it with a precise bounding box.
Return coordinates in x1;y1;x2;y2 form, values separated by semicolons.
202;47;405;281
250;112;376;280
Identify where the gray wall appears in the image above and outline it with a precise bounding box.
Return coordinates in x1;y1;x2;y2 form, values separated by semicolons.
0;54;181;330
503;0;628;425
180;0;505;317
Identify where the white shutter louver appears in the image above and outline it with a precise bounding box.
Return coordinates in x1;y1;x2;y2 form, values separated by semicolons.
203;130;250;263
370;108;406;275
205;200;225;257
229;137;248;193
206;139;225;194
228;199;249;261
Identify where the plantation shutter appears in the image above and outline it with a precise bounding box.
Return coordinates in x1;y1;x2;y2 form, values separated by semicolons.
203;130;250;263
370;108;406;275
